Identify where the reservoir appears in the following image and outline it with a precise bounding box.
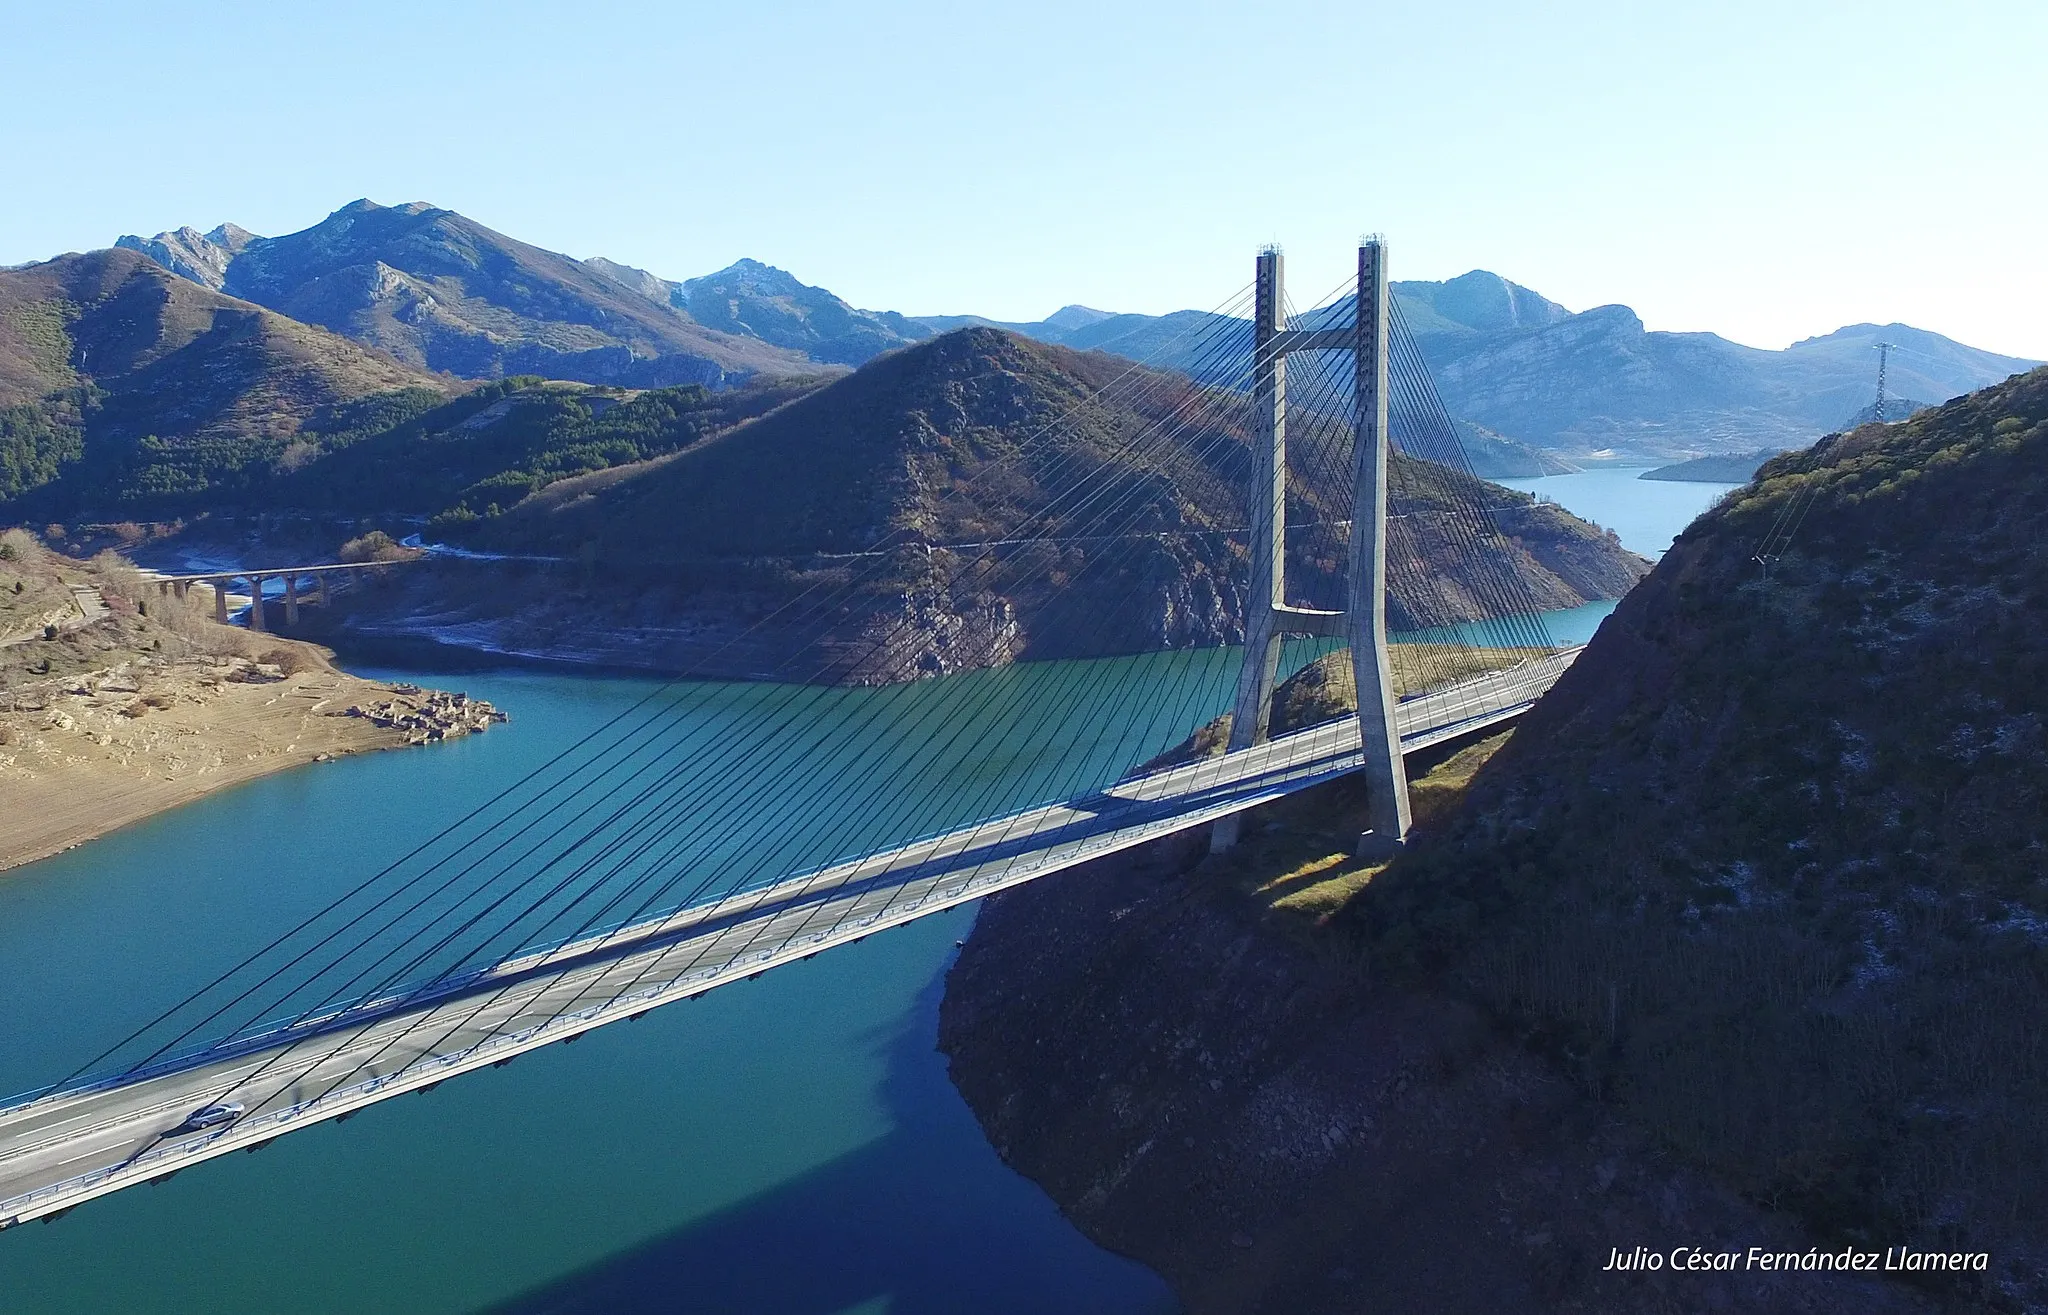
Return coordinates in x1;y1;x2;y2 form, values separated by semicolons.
1500;466;1743;558
0;654;1244;1315
0;472;1727;1313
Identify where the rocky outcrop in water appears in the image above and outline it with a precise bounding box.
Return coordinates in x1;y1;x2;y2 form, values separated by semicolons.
343;685;505;743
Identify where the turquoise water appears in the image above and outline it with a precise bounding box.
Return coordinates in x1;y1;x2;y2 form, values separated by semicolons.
1;653;1305;1314
0;647;1344;1097
0;470;1717;1311
1395;598;1619;650
1499;466;1742;558
1389;469;1734;653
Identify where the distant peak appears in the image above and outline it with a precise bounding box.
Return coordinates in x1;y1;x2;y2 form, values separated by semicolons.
205;222;260;255
682;259;814;301
1041;304;1116;332
1397;269;1572;334
693;257;793;282
1789;322;1919;348
326;199;438;222
1578;303;1646;331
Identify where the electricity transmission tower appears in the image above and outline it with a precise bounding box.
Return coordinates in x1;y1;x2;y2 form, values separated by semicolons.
1872;340;1895;422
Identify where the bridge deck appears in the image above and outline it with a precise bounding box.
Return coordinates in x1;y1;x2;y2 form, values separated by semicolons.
0;649;1576;1227
150;560;416;583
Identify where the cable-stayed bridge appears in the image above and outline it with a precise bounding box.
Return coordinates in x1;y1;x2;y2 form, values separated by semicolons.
0;241;1593;1227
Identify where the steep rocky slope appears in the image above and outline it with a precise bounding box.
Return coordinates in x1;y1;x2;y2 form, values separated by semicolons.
1348;366;2048;1292
274;373;828;526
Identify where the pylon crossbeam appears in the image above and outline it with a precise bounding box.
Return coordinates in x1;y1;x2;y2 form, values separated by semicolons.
1215;239;1411;855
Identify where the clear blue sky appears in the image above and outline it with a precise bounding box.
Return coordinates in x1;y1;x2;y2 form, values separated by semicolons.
5;0;2043;357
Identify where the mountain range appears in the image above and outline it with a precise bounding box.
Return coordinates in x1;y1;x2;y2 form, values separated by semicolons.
118;201;808;387
111;200;2039;462
0;195;2019;520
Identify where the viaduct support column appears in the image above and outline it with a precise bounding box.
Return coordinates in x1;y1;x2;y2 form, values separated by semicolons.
1348;239;1411;853
213;579;229;626
284;574;300;626
1213;247;1289;854
247;576;266;632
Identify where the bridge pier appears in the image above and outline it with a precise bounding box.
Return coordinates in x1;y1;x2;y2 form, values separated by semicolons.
162;560;409;628
1214;239;1411;855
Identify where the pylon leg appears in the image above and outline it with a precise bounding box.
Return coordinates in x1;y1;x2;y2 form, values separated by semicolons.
1348;239;1411;850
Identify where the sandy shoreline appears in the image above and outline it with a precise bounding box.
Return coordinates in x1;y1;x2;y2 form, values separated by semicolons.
0;654;499;874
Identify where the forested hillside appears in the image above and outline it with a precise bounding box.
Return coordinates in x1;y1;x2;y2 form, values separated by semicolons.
0;249;442;509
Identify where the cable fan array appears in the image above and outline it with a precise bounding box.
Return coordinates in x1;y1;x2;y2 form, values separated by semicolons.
33;267;1570;1131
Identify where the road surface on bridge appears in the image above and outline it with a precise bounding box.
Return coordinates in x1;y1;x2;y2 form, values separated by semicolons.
0;648;1576;1227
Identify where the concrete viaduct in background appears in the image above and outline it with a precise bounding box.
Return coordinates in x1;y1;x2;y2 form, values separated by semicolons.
153;560;417;632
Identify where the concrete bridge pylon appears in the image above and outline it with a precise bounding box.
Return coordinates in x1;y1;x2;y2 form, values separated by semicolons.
1213;238;1411;855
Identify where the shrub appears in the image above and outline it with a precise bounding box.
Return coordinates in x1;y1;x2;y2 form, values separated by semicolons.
338;531;418;564
256;645;315;676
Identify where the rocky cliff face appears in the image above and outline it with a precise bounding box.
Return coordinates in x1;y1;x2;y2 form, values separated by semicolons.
113;223;256;291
